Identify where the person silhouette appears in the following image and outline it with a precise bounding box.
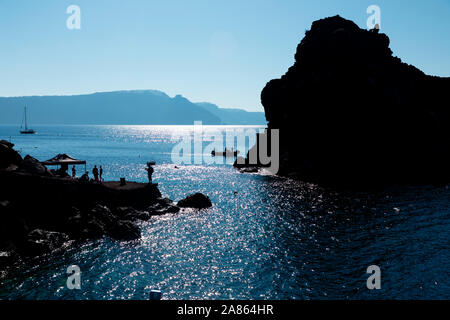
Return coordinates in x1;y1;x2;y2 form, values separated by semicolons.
93;165;99;182
145;162;154;183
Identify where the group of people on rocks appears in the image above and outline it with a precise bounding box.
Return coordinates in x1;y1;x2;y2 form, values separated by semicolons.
72;165;103;182
70;162;155;184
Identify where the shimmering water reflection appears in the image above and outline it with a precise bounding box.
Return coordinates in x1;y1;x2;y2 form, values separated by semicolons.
0;125;448;299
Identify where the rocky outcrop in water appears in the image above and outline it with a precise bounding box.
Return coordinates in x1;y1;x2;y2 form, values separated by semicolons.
177;193;212;209
240;15;450;186
0;141;212;266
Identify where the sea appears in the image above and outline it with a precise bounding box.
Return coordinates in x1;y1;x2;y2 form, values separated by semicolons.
0;125;449;299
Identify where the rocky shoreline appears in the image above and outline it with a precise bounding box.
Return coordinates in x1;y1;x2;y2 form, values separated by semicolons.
0;140;212;269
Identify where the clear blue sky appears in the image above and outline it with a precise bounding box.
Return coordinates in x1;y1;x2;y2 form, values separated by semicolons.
1;0;449;111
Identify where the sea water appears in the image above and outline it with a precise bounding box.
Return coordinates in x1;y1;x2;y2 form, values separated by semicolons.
0;125;449;299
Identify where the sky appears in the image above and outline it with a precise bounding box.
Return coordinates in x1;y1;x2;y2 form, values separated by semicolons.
0;0;449;111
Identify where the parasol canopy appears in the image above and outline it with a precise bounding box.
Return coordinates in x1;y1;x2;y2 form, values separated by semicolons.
41;154;86;166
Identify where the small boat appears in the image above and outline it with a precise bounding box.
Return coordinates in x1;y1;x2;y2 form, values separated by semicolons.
211;148;240;157
20;106;36;134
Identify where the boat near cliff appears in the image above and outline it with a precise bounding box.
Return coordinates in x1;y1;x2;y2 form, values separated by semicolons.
211;148;240;157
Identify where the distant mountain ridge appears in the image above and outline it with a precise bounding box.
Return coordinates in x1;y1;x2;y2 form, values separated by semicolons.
195;102;267;125
0;90;267;125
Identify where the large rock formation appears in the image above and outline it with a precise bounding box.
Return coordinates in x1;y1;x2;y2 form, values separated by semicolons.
250;16;450;186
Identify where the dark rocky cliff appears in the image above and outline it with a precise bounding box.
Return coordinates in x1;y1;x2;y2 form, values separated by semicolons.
256;15;449;186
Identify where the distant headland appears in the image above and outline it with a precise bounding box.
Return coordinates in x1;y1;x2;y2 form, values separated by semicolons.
0;90;267;125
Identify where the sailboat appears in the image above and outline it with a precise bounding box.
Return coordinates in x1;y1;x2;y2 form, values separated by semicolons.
20;106;36;134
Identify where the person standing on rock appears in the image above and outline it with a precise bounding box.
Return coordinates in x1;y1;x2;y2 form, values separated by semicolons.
72;165;76;178
145;162;154;184
93;165;99;182
99;165;103;182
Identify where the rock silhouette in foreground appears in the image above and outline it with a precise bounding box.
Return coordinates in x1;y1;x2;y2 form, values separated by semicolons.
177;193;212;209
108;220;141;241
0;140;22;170
241;15;450;186
0;140;211;265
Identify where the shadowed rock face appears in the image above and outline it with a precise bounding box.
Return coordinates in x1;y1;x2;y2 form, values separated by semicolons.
0;140;22;170
260;15;450;186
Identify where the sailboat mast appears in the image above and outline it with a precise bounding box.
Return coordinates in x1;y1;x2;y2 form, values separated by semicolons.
24;106;27;130
20;105;35;134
